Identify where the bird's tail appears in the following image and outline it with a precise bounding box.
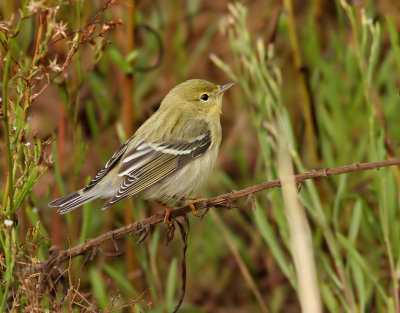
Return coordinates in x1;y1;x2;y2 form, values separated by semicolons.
48;188;100;214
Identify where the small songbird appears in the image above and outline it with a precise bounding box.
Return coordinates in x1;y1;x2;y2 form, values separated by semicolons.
49;79;235;222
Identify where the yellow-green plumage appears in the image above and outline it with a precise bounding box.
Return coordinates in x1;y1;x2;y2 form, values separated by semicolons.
49;79;234;214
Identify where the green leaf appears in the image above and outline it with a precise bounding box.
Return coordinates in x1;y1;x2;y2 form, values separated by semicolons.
89;266;108;309
165;257;178;312
102;263;139;296
253;200;295;286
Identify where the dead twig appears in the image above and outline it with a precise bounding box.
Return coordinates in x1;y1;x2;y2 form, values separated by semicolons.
39;158;400;274
171;215;189;313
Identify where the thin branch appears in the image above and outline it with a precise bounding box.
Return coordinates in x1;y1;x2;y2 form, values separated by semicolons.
283;0;320;163
41;158;400;272
2;39;14;215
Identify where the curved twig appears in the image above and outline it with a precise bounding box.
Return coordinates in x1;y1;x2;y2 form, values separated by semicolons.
41;158;400;273
135;24;164;72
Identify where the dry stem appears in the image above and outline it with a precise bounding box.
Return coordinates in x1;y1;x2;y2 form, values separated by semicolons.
41;158;400;273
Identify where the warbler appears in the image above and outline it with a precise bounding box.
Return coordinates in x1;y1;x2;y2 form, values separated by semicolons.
49;79;235;222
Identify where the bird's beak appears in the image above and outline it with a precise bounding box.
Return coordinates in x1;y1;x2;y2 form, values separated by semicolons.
217;82;236;95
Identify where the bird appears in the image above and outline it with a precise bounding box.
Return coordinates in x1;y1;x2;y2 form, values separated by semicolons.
49;79;235;222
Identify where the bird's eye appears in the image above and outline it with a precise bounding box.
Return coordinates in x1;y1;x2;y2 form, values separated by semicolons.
200;94;209;101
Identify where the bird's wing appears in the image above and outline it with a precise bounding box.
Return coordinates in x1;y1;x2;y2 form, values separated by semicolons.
104;120;212;207
83;137;134;192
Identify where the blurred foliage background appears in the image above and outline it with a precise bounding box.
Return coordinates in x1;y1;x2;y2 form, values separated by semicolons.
1;0;400;312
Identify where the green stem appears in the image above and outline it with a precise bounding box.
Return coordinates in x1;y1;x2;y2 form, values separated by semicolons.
2;44;14;214
0;229;15;311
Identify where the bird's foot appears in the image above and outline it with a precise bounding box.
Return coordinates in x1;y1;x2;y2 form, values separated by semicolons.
184;198;207;217
162;204;174;223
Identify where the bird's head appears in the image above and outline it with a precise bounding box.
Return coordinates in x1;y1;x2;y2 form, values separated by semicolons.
160;79;235;118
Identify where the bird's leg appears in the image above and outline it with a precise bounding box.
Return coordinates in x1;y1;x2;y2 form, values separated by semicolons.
158;202;174;224
168;196;207;217
183;197;207;217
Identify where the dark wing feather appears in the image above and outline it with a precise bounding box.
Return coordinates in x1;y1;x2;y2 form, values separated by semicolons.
103;129;212;207
83;137;133;191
